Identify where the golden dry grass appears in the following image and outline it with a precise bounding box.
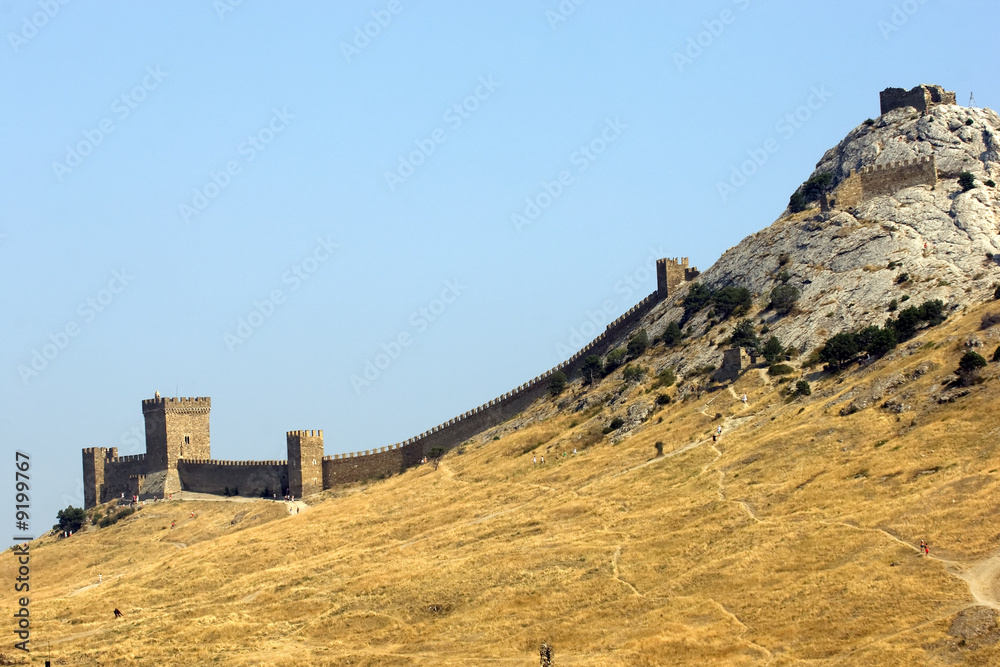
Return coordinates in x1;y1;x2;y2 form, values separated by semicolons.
6;302;1000;665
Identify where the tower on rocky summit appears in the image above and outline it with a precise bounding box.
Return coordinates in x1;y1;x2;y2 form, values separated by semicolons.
287;430;324;498
142;395;211;493
879;84;956;116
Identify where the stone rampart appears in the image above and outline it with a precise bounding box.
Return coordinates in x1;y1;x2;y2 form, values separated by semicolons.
177;459;288;497
831;156;937;208
101;453;148;501
880;84;956;115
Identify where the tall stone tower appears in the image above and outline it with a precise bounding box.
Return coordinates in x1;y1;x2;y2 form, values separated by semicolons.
656;257;700;297
142;393;211;494
82;447;111;509
287;430;324;498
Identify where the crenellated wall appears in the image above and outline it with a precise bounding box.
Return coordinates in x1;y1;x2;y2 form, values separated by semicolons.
177;459;288;497
831;156;937;208
83;259;679;503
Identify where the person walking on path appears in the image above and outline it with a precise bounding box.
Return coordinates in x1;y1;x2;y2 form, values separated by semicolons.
533;455;537;465
540;456;545;464
921;540;929;555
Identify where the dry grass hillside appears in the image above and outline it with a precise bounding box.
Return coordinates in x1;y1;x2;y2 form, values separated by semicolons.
6;300;1000;665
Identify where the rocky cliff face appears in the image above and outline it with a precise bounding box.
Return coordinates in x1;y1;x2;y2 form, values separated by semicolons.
638;95;1000;377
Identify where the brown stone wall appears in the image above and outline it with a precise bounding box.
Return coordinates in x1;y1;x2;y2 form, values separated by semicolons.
177;459;288;497
101;454;148;502
880;85;956;115
657;258;698;297
322;446;409;486
859;156;937;197
287;430;324;497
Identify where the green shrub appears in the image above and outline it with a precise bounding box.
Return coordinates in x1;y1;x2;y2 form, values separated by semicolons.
864;118;875;126
621;364;646;383
581;355;604;384
987;180;996;188
856;325;897;357
604;348;627;374
682;282;713;322
994;284;1000;300
887;299;897;312
627;329;649;358
993;345;1000;363
958;350;987;385
55;506;86;533
819;332;859;369
769;284;800;315
959;171;976;192
654;441;664;456
789;190;806;213
965;118;974;126
794;380;811;396
730;318;760;353
660;321;682;347
654;368;676;388
896;272;909;284
801;172;834;201
776;269;791;283
713;287;753;320
762;336;785;365
655;393;671;406
768;363;794;376
548;371;568;397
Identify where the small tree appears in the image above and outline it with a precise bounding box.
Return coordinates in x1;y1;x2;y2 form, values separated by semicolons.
959;171;977;192
769;284;800;315
762;336;785;365
713;287;753;320
548;371;567;397
958;350;987;386
682;282;713;322
428;446;445;470
993;345;1000;363
794;380;812;396
660;321;683;347
55;506;86;533
654;368;676;388
627;329;649;358
604;348;627;374
622;364;646;383
581;355;603;385
789;190;807;213
730;319;760;353
654;441;664;456
819;332;859;369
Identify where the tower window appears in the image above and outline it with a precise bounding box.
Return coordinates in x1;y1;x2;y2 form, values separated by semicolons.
184;436;190;445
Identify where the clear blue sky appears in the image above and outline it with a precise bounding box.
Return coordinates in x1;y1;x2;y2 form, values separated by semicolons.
2;0;997;529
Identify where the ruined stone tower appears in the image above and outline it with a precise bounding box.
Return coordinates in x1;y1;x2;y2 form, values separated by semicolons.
879;84;956;115
82;447;111;509
287;430;324;498
656;257;700;297
142;394;211;493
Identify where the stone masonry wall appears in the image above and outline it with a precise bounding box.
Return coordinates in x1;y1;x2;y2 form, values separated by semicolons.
859;156;937;197
101;454;148;502
880;85;956;115
178;459;288;497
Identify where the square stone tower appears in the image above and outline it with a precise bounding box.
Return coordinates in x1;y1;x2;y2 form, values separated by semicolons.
142;393;211;493
287;430;324;498
656;257;700;297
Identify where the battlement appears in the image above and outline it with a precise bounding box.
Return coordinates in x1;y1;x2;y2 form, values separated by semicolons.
179;458;287;466
142;396;212;412
880;84;956;115
830;155;937;208
287;430;322;438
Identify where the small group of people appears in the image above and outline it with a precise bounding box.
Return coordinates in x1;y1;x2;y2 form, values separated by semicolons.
919;539;930;555
533;449;578;465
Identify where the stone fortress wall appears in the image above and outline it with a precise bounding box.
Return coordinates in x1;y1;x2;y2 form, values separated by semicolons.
832;156;938;208
879;84;956;115
83;256;700;506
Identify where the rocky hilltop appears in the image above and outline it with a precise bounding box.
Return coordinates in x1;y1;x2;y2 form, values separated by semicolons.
638;85;1000;377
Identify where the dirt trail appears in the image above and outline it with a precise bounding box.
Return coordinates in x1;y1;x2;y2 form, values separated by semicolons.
612;545;641;597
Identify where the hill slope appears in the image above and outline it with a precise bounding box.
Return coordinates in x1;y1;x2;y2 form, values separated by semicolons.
7;93;1000;666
